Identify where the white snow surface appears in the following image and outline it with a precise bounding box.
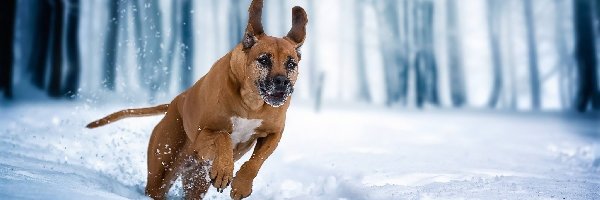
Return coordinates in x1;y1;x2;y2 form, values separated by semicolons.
0;102;599;199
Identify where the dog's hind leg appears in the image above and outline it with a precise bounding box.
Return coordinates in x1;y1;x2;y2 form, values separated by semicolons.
145;100;187;199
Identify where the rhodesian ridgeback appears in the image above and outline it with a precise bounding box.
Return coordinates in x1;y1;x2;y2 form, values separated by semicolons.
87;0;307;199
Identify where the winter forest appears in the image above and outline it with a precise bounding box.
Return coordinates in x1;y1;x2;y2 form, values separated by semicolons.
0;0;598;111
1;0;599;199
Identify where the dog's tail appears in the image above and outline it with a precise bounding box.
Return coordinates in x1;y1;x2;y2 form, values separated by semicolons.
86;104;169;129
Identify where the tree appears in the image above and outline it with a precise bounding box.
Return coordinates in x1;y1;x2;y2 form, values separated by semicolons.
47;0;65;98
353;0;371;102
63;0;81;98
28;0;53;90
555;0;577;109
164;0;181;92
0;0;16;99
523;0;541;109
180;0;195;91
596;0;600;33
102;0;120;90
414;51;439;107
162;0;195;93
398;0;412;105
413;0;439;108
374;0;409;105
573;0;599;112
133;0;167;102
212;0;222;54
446;0;466;107
0;0;17;98
505;1;518;109
304;0;328;106
486;0;504;108
228;0;244;49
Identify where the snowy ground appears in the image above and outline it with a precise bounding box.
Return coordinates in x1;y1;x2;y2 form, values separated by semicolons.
0;102;599;199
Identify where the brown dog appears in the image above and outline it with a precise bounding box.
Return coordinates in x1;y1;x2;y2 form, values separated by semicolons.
86;0;307;199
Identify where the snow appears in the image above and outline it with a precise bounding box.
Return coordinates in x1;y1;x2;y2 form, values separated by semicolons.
0;102;599;199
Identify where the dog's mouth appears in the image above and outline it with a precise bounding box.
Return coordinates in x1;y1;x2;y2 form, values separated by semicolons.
257;81;293;108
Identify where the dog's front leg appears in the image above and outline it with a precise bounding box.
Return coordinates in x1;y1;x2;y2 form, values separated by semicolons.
231;132;282;200
192;130;234;193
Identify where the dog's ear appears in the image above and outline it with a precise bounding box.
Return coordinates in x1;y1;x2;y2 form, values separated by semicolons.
285;6;308;46
243;0;265;50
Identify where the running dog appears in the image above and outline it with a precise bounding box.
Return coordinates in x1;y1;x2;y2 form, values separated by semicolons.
87;0;307;199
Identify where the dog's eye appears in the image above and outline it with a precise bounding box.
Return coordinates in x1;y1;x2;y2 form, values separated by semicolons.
286;58;297;70
257;56;271;66
286;61;297;70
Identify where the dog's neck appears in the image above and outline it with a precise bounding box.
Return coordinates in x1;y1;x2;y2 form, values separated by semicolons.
229;45;266;111
240;86;264;111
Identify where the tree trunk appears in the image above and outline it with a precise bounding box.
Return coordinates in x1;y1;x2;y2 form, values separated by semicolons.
0;0;16;99
180;0;194;91
307;0;317;96
523;0;541;109
63;0;81;98
354;0;371;102
134;0;165;102
446;0;466;107
413;0;439;107
399;0;411;105
47;0;65;98
378;30;395;105
132;0;147;92
596;0;600;34
212;0;222;54
505;4;518;110
164;0;180;92
374;0;402;105
594;0;600;109
555;0;576;109
306;0;327;104
28;0;53;90
487;0;504;108
228;0;243;49
573;0;599;112
102;0;120;90
415;53;425;108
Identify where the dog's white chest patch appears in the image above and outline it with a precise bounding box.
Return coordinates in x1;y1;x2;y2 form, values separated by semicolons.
230;116;263;146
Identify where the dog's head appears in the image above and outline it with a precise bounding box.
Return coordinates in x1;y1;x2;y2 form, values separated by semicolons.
233;0;307;108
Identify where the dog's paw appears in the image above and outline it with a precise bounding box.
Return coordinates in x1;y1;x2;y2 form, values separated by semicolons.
209;157;234;192
230;177;253;200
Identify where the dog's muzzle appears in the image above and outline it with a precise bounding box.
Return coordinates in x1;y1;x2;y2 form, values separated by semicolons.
258;75;294;107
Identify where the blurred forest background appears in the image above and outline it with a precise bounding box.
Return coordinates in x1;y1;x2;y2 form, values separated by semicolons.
0;0;599;112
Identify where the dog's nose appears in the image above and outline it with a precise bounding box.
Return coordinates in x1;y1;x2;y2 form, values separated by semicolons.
273;75;290;87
